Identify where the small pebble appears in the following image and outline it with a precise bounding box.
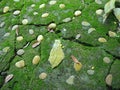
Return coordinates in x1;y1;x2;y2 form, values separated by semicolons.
74;10;82;16
2;47;10;53
17;49;24;55
32;55;40;65
32;41;40;48
66;75;75;85
14;0;20;2
95;0;102;4
4;32;10;37
41;13;49;18
5;74;14;83
39;3;45;8
31;4;35;7
22;19;28;25
29;29;34;34
33;12;38;15
96;9;103;15
16;36;23;41
39;72;47;79
15;60;25;68
98;37;107;42
62;17;71;23
59;4;65;9
13;10;20;15
0;22;5;28
105;74;112;86
81;21;90;27
75;34;81;39
3;6;9;13
103;57;111;63
48;23;56;29
37;35;44;42
108;31;117;37
88;28;96;34
49;0;57;5
12;25;19;30
87;69;95;75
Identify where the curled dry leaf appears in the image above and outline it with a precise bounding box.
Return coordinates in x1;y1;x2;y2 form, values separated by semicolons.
48;40;64;68
71;55;82;71
5;74;14;83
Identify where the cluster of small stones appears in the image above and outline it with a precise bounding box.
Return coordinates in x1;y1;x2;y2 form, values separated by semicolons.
1;0;119;87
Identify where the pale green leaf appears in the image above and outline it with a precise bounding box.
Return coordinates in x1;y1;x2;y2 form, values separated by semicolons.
48;40;64;68
113;8;120;22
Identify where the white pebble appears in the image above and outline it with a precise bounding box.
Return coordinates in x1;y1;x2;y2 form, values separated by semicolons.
96;9;103;15
14;0;20;2
59;4;65;9
33;12;38;15
2;47;10;53
29;29;34;34
13;10;20;15
0;22;5;28
87;70;95;75
39;3;45;8
32;41;40;48
66;75;75;85
37;35;44;42
62;18;71;23
32;55;40;65
17;49;24;55
48;23;56;29
12;25;19;30
49;0;57;5
4;32;10;37
31;4;35;7
15;60;25;68
108;31;117;37
81;21;90;27
75;34;81;39
88;28;96;34
98;37;107;42
22;19;28;25
5;74;14;83
3;6;9;13
95;0;102;4
16;36;23;41
39;72;47;79
105;74;112;86
74;10;82;16
103;57;111;63
41;13;49;18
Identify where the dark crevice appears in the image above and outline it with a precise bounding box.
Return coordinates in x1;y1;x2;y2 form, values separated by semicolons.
104;49;120;60
62;36;100;47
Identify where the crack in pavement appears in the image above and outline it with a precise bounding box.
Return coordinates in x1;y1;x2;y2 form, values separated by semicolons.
62;36;100;47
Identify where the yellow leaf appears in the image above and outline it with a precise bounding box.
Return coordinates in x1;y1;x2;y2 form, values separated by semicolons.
71;55;82;71
48;40;64;68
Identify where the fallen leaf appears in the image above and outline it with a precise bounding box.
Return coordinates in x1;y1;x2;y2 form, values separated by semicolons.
48;40;64;68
